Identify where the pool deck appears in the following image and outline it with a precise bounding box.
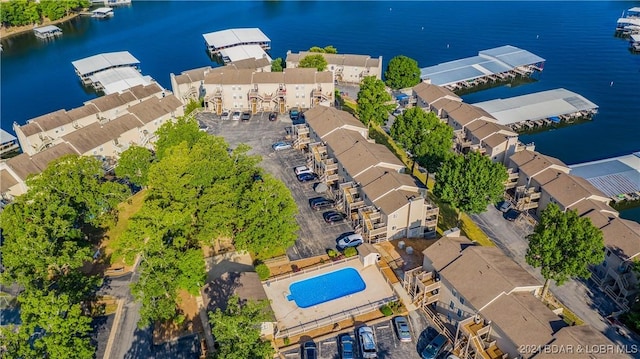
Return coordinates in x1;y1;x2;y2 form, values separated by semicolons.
263;257;396;338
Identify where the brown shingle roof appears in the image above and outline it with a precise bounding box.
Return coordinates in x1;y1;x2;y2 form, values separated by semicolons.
467;120;514;141
88;91;137;112
431;98;463;115
129;83;163;100
480;293;558;351
18;122;44;137
252;71;285;84
62;114;142;154
305;106;365;138
67;104;100;122
5;143;79;181
204;68;254;85
422;236;475;271
336;140;404;178
482;132;508;149
0;169;19;192
288;51;379;68
538;325;624;359
439;246;541;310
28;109;73;132
447;103;494;126
356;168;420;214
179;66;211;84
228;57;270;70
511;150;568;179
413;82;460;104
542;173;604;208
283;67;316;84
127;95;182;124
600;217;640;260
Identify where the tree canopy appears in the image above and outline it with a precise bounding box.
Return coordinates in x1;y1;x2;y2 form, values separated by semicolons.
526;203;605;297
209;296;274;359
390;107;453;173
433;151;507;214
271;57;284;72
299;54;328;72
384;55;421;90
0;0;90;26
356;76;395;127
115;146;154;187
154;116;206;160
309;45;338;54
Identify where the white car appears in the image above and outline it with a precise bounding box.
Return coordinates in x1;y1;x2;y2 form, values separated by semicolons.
272;141;292;151
358;326;377;358
231;111;241;120
294;165;313;176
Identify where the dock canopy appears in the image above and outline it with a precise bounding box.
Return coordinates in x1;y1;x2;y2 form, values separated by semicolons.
472;88;598;126
420;45;545;86
33;25;62;34
72;51;140;77
88;67;153;94
0;129;17;145
92;7;114;15
570;152;640;198
219;44;272;63
203;28;270;51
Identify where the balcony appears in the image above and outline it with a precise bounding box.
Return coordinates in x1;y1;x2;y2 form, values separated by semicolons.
248;89;263;101
403;269;441;308
311;88;331;101
457;316;508;359
360;207;387;243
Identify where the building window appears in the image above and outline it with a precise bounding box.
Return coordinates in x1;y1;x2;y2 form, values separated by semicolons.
449;301;455;310
606;249;611;257
457;309;463;318
452;289;457;298
460;297;465;305
391;226;396;230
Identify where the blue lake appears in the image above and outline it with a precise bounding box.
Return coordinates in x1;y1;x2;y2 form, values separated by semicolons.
1;1;638;221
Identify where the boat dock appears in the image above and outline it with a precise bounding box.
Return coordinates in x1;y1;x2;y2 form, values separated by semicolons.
0;129;20;158
472;88;598;132
630;34;640;52
92;7;114;18
33;25;63;39
616;7;640;36
419;45;545;93
202;28;271;63
91;0;131;6
569;152;640;202
71;51;153;94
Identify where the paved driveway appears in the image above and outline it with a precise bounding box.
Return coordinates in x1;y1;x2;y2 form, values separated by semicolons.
198;112;354;260
282;318;425;359
471;205;637;352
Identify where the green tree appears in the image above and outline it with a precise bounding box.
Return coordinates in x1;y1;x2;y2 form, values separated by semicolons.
384;55;421;90
184;98;203;115
390;107;453;173
209;296;274;359
526;203;605;298
271;57;284;72
299;54;328;71
115;145;154;187
356;76;395;126
434;151;507;215
154;116;206;160
309;45;337;54
235;174;299;259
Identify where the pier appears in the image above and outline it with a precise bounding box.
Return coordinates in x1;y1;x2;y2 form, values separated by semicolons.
569;152;640;202
472;88;598;133
202;28;271;63
92;7;114;18
420;45;545;93
33;25;63;39
616;7;640;36
71;51;153;94
630;34;640;52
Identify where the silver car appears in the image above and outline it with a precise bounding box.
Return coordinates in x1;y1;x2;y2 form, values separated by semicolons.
272;141;292;151
393;316;412;342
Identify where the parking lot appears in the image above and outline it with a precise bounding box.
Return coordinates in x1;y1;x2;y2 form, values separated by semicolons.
281;318;427;359
197;111;354;260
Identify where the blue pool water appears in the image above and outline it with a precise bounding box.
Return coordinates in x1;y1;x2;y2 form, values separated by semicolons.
287;267;366;308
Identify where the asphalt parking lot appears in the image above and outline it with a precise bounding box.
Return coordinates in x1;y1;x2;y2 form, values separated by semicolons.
197;112;354;260
281;318;426;359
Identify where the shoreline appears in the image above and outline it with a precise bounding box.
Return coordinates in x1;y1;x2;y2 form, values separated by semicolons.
0;13;81;40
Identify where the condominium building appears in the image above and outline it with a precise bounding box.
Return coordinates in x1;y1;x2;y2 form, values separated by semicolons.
286;51;382;84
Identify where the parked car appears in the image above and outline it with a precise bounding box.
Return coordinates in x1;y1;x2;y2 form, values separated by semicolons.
309;196;335;210
420;334;449;359
392;107;404;117
220;111;230;120
358;326;377;358
231;111;241;120
338;334;355;359
272;141;292;151
290;107;300;120
269;112;278;121
496;200;512;213
504;208;522;222
302;341;317;359
297;173;317;182
323;210;346;224
336;233;363;250
294;165;313;176
393;316;412;342
241;112;251;121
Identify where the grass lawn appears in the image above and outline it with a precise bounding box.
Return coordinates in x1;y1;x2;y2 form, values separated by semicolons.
103;189;147;267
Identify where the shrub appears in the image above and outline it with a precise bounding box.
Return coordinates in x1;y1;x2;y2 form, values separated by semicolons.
283;337;290;345
327;249;338;258
343;247;358;258
255;263;270;280
380;304;393;316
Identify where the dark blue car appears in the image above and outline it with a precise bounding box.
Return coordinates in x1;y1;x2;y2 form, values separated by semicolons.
297;173;317;182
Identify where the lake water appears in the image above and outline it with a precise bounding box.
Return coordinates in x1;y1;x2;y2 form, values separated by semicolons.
1;1;639;221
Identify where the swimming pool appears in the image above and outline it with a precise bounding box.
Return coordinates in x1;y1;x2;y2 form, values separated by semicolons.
286;267;366;308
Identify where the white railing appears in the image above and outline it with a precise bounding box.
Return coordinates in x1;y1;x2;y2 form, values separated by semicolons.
275;295;397;339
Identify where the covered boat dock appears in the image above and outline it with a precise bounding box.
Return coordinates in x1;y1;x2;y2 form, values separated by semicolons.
203;28;271;55
71;51;152;93
72;51;140;83
218;44;272;64
420;45;545;91
88;67;154;94
33;25;62;39
472;88;598;132
92;7;114;18
569;152;640;200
